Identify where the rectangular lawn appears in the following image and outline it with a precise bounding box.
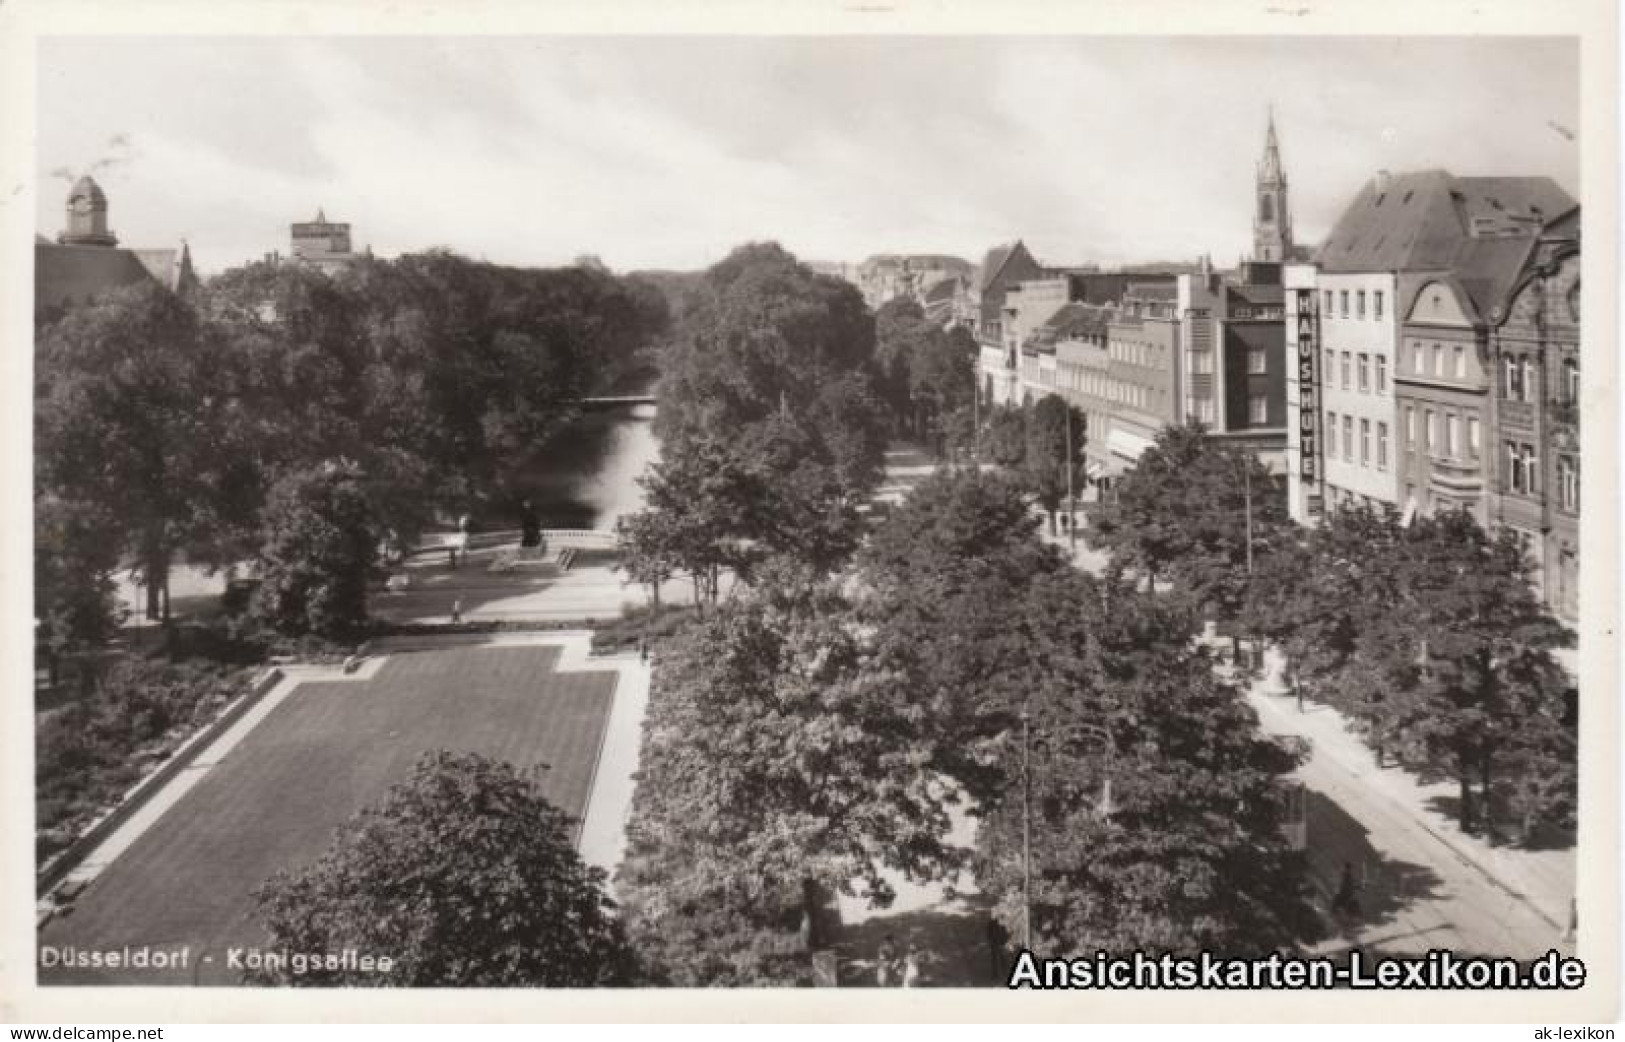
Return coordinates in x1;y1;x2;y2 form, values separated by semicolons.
38;644;616;985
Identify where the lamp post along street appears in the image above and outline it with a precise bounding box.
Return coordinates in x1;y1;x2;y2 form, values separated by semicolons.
1244;457;1254;576
1065;406;1076;550
1021;706;1033;951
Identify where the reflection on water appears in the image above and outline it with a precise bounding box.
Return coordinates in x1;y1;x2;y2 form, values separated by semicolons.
509;404;660;530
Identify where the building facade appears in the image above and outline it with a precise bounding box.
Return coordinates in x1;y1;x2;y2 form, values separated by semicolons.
290;209;358;274
1285;169;1575;524
1488;210;1580;622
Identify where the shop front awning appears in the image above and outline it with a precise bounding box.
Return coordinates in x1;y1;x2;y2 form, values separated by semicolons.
1107;428;1156;463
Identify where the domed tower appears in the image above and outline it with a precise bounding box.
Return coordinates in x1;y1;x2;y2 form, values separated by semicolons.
59;175;118;247
1252;108;1293;263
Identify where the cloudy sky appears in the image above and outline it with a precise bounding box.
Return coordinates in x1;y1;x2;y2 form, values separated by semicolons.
36;35;1578;275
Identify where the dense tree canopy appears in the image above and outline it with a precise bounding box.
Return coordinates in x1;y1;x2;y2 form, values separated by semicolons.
1246;505;1576;840
35;282;246;621
616;579;956;985
854;468;1315;954
251;750;637;987
35;250;669;640
1088;421;1288;619
626;244;887;584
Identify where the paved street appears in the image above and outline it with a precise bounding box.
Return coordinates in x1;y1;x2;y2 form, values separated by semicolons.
1246;649;1575;959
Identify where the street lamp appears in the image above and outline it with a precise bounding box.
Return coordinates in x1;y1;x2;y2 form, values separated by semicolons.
1017;700;1116;954
1065;407;1077;551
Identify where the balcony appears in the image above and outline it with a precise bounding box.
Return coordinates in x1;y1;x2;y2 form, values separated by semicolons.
1426;454;1485;497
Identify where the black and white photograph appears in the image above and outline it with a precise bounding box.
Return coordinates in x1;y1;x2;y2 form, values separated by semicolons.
2;0;1616;1028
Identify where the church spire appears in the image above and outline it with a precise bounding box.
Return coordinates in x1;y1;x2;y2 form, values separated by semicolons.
1252;106;1293;262
1259;106;1285;184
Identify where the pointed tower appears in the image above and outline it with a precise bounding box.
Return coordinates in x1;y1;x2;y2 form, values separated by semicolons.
1253;108;1293;262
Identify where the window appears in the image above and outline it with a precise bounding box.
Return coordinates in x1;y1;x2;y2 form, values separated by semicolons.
1524;444;1539;495
1325;348;1335;379
1467;416;1481;457
1414;343;1425;373
1425;410;1436;452
1357;290;1367;318
1453;345;1465;380
1248;347;1267;374
1377;422;1389;470
1376;355;1387;393
1523;358;1539;402
1190;351;1213;375
1323;290;1333;314
1431;343;1443;376
1343;415;1353;461
1360;418;1371;466
1564;358;1580;403
1327;411;1338;450
1404;406;1415;449
1248;394;1268;424
1374;290;1385;320
1507;442;1525;493
1446;415;1459;458
1558;455;1579;511
1340;291;1349;317
1341;352;1351;389
1358;354;1370;391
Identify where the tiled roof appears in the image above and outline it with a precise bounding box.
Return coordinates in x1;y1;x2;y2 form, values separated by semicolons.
1317;170;1576;273
1034;302;1117;344
978;244;1015;292
922;275;962;304
36;241;194;314
1125;282;1177;302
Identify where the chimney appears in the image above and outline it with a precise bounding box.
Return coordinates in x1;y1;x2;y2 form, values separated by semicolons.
1375;170;1393;193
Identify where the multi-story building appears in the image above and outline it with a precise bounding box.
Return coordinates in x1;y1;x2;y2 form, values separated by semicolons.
1285;169;1574;524
1178;261;1290;470
1488;208;1581;622
1391;235;1532;528
976;240;1047;407
35;176;197;321
1101;284;1182;473
290;209;359;274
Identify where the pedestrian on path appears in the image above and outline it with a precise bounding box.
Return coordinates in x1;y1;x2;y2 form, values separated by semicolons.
450;512;472;568
1333;861;1361;921
520;499;542;549
876;934;897;987
901;944;922;988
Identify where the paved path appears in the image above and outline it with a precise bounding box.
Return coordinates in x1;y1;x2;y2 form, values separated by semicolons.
1246;649;1575;958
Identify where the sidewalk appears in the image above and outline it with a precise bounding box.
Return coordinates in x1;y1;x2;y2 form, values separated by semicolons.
1247;647;1576;956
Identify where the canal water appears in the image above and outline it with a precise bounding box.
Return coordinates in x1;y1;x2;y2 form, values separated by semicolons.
511;402;660;531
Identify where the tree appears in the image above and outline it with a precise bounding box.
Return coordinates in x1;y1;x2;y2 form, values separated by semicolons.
35;282;241;621
857;469;1067;803
1087;421;1287;617
647;243;886;577
616;580;956;984
969;569;1316;955
1022;394;1088;533
34;494;125;673
250;461;379;637
250;750;636;986
980;404;1027;471
1246;504;1576;842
